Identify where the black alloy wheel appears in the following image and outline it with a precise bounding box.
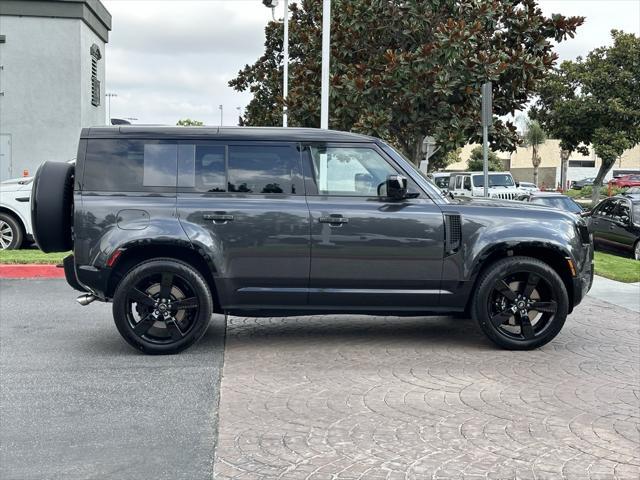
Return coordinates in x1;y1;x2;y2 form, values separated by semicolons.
113;259;213;354
473;256;569;350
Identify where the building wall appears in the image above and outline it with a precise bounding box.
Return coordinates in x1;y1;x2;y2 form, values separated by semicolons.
0;15;106;180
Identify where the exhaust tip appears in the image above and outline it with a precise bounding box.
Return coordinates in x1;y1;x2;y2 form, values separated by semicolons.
76;294;96;306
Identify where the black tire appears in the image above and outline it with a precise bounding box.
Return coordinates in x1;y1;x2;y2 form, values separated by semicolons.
112;259;213;354
0;213;24;250
471;256;569;350
31;161;74;253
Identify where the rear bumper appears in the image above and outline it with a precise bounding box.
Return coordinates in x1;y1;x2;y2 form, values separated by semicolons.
64;254;110;298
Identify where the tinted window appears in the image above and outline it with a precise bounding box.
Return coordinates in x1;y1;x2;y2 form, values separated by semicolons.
595;200;617;218
614;201;631;224
177;144;226;192
143;144;177;187
309;146;397;196
228;145;301;194
455;176;463;189
84;139;177;191
463;176;471;190
633;203;640;222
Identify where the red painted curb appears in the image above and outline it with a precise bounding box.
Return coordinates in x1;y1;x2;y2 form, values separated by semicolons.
0;264;65;279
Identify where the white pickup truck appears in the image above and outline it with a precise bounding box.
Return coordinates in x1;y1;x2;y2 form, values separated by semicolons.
0;176;33;249
448;171;521;200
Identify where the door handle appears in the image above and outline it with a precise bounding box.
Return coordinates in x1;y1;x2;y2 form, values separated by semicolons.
319;215;349;226
203;212;234;224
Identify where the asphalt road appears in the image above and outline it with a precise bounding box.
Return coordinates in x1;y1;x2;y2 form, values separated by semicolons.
0;279;225;480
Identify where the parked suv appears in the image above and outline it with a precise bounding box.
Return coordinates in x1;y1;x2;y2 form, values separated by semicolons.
448;171;521;200
0;175;33;249
31;127;593;354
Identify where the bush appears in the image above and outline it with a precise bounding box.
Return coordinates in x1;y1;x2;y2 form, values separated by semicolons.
566;185;628;199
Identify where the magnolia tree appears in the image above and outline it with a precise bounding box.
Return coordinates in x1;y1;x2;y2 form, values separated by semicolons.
230;0;582;170
531;30;640;203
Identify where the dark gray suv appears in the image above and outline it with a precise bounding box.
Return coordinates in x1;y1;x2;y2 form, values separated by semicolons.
31;127;593;354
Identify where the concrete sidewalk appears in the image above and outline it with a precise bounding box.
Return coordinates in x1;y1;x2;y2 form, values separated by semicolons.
587;275;640;313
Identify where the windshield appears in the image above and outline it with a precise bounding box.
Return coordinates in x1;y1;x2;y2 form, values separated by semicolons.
433;176;450;189
472;174;515;188
531;196;583;214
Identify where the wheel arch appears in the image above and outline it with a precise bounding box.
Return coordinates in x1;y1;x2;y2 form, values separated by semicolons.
106;242;222;312
467;242;576;313
0;206;27;236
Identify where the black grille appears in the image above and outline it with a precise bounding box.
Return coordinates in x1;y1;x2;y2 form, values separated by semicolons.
445;213;462;254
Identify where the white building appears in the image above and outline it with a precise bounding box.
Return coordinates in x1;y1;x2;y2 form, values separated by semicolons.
0;0;111;180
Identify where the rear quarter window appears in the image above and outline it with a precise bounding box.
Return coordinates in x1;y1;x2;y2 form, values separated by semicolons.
83;139;177;192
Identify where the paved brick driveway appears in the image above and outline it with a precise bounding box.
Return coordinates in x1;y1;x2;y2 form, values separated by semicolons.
214;298;640;479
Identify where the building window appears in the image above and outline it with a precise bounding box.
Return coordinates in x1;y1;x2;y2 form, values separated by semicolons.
569;160;595;168
90;44;101;107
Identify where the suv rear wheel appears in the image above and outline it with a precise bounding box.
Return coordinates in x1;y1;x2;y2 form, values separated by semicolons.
112;259;213;354
472;256;569;350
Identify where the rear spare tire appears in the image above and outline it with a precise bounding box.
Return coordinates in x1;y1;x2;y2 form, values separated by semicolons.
31;161;74;253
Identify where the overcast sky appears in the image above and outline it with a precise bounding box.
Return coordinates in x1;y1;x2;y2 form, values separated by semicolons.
102;0;640;126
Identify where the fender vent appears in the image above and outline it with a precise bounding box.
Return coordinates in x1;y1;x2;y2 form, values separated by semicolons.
444;213;462;255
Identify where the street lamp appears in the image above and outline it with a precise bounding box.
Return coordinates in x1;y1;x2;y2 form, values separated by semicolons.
236;106;242;126
105;92;117;124
262;0;289;127
218;104;223;126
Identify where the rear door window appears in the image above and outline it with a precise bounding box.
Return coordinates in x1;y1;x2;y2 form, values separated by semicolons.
227;145;302;194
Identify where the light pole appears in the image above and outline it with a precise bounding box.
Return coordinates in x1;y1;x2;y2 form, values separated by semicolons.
236;106;242;126
218;105;223;126
320;0;331;129
263;0;289;127
106;92;117;125
481;82;492;198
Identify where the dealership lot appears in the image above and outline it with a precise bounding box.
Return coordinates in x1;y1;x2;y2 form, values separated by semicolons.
0;280;225;480
1;279;639;479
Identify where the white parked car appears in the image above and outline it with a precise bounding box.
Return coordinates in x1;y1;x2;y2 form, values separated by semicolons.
517;181;540;193
448;171;521;200
0;176;33;249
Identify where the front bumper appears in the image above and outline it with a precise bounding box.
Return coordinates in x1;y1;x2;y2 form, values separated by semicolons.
571;244;594;309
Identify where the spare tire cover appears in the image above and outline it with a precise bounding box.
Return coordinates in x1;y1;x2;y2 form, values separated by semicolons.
31;162;74;253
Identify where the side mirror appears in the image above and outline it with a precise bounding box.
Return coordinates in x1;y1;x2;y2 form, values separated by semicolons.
385;174;408;200
515;182;520;188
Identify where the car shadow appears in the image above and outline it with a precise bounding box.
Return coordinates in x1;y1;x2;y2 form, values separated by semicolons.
224;314;493;351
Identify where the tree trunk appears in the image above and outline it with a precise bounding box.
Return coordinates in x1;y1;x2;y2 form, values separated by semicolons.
591;156;618;206
560;149;571;191
532;146;539;186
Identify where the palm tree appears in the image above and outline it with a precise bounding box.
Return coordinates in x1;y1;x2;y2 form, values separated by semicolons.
523;120;547;186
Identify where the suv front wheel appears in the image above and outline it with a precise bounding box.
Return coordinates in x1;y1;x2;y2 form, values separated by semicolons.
472;256;569;350
112;259;213;354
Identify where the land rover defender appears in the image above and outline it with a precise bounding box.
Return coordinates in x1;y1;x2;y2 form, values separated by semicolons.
31;127;593;354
